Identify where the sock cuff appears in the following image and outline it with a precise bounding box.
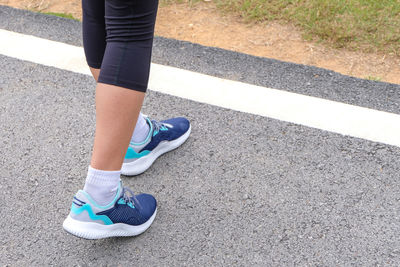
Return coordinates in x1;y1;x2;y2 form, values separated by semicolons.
85;166;121;186
131;113;150;144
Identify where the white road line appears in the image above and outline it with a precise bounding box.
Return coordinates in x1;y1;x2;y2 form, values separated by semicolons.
1;29;400;148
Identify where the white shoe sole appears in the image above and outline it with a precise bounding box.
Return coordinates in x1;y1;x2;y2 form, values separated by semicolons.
121;125;191;176
63;209;157;239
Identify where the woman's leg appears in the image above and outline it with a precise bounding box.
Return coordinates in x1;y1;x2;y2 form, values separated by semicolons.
81;0;154;167
63;0;159;239
82;0;151;150
84;0;159;182
82;0;149;169
81;0;190;178
90;0;160;170
91;83;144;170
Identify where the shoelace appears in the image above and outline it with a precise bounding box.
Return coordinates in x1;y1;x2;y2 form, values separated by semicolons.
152;120;168;133
122;187;142;210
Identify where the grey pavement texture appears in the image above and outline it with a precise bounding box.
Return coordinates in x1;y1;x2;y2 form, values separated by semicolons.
2;5;400;266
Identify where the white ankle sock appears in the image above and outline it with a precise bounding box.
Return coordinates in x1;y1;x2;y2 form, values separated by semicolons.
131;113;150;144
83;166;121;206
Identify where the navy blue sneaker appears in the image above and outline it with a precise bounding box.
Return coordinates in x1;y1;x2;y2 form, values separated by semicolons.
122;116;191;176
63;183;157;239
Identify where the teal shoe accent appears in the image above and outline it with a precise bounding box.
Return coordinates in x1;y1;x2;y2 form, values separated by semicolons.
71;203;113;225
125;147;151;159
118;197;135;208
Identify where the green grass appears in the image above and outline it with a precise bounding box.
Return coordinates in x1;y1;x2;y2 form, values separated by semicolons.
365;76;382;81
42;12;79;21
168;0;400;54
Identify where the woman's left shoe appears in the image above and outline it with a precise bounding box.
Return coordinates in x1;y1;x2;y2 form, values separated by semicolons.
122;116;191;176
63;182;157;239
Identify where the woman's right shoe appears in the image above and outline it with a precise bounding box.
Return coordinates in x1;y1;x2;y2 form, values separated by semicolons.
63;182;157;239
122;116;191;176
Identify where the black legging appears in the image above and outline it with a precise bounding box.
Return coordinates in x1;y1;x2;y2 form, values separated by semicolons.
82;0;158;92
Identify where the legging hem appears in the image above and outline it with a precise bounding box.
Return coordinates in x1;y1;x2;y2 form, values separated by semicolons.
87;61;102;69
97;76;148;93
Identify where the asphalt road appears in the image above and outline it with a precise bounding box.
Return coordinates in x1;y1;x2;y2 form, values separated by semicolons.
1;5;400;266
